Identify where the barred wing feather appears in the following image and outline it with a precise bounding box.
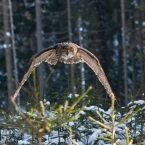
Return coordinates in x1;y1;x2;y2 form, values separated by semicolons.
77;47;113;97
13;48;57;100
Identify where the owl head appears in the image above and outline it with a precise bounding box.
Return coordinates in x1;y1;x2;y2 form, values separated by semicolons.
56;42;78;60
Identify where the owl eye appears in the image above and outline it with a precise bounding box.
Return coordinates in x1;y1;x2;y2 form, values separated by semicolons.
62;48;66;52
70;47;73;52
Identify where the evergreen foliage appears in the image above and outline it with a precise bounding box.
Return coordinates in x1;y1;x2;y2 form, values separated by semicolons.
0;0;145;107
0;90;145;144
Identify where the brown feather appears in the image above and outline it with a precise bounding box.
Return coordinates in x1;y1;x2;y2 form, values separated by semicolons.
13;48;57;100
45;50;58;65
59;56;81;64
77;47;113;97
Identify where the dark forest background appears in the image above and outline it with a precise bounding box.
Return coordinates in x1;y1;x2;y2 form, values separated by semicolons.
0;0;145;111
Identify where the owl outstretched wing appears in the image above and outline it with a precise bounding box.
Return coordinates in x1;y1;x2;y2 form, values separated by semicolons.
12;47;57;101
77;47;113;97
12;42;113;101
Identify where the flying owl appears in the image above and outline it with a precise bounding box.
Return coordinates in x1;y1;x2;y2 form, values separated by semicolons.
12;42;113;101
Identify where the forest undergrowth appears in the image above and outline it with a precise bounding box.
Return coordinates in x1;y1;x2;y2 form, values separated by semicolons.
0;72;145;145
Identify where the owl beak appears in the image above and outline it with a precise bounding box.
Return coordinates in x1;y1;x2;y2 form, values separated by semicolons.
66;49;69;55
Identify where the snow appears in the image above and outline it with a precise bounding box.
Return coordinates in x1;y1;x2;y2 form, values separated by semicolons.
3;44;7;48
68;93;73;98
128;100;145;106
135;20;139;24
18;140;30;145
2;44;11;48
81;67;85;71
88;130;98;144
134;100;145;105
75;94;79;97
79;110;86;115
6;32;11;37
78;125;86;130
48;137;65;144
131;0;138;7
85;106;104;113
82;80;85;85
113;39;119;46
98;140;105;145
85;105;98;110
44;101;50;106
79;27;83;31
8;44;11;47
69;122;75;126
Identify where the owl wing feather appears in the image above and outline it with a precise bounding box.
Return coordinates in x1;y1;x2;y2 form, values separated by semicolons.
13;48;57;101
77;47;113;97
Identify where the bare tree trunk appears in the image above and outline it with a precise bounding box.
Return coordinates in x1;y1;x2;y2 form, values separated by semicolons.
78;16;85;94
67;0;76;94
2;0;14;110
115;6;124;104
138;1;144;99
131;49;135;94
8;0;19;104
130;9;136;96
35;0;44;100
120;0;128;105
